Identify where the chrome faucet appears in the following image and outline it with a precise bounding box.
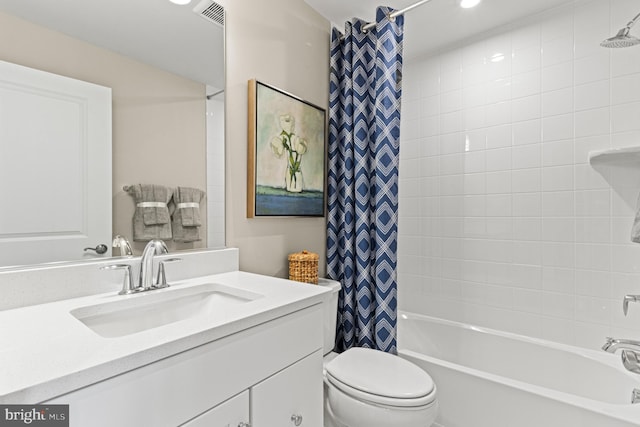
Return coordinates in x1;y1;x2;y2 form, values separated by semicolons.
622;350;640;374
602;337;640;353
112;235;133;256
139;239;169;290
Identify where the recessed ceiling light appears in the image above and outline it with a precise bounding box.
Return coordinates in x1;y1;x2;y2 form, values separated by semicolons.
460;0;481;9
169;0;191;4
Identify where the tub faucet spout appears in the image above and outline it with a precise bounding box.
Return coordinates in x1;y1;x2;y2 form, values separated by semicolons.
602;337;640;353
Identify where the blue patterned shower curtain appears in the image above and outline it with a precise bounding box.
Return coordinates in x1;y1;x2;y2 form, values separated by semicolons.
327;7;404;354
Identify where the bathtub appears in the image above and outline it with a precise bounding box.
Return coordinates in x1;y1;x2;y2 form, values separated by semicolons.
397;311;640;427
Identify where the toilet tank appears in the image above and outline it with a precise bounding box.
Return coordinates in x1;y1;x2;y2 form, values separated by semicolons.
318;278;342;355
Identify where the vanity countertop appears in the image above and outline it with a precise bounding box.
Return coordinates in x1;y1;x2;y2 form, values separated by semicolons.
0;271;329;403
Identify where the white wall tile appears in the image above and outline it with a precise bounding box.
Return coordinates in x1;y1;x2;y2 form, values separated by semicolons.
465;129;487;151
542;218;575;242
441;89;463;113
512;119;542;146
487;78;511;103
486;171;511;194
576;243;611;273
422;95;440;117
612;73;640;106
574;53;610;85
512;144;541;169
575;269;612;298
512;24;541;52
486;124;512;148
542;165;574;192
513;71;542;99
513;192;542;217
512;168;541;193
574;0;610;60
575;107;610;138
541;6;574;42
512;45;541;75
574;80;610;112
542;87;573;117
542;62;573;92
542;114;573;142
542;266;575;294
512;94;541;122
463;106;486;130
611;49;640;78
611;102;640;133
542;191;574;217
542;140;573;166
542;292;575;319
485;101;512;127
463;84;487;108
513;218;542;241
542;35;573;67
485;148;511;172
398;0;640;350
576;190;611;217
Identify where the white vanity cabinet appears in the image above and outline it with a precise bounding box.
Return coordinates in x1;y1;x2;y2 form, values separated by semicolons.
252;350;323;427
45;305;323;427
183;391;249;427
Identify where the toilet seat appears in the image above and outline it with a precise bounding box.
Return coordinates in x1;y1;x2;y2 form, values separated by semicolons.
324;348;436;408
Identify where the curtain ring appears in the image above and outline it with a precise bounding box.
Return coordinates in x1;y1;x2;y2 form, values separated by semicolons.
388;12;396;22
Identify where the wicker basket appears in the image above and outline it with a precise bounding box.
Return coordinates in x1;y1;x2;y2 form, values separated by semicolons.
288;250;319;284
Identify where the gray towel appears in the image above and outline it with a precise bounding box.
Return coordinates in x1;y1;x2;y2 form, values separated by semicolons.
171;187;205;243
126;184;172;241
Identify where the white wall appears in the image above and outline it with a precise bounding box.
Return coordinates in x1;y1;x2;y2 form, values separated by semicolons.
207;94;225;249
221;0;330;277
398;0;640;350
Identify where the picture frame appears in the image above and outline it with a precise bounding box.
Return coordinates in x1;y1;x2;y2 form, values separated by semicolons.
247;79;327;217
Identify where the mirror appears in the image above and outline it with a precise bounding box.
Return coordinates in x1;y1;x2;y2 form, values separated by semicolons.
0;0;225;268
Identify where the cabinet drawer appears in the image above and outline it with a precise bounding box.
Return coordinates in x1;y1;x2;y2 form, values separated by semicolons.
251;350;323;427
182;391;249;427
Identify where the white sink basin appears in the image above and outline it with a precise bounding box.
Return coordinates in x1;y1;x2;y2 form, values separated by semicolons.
71;283;262;338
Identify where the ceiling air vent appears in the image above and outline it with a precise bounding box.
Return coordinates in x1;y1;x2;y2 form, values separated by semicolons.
193;0;225;27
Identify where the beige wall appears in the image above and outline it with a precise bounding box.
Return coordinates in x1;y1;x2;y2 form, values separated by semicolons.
222;0;330;277
0;11;207;254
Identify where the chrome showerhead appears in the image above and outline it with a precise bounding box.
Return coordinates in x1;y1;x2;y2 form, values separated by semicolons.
602;11;640;48
601;27;640;48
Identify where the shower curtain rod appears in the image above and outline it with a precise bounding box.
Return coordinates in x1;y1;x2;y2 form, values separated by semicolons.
361;0;433;32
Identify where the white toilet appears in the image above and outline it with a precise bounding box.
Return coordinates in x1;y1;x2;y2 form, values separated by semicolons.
318;279;438;427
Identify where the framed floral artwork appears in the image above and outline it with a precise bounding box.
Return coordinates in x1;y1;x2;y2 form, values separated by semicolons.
247;80;326;217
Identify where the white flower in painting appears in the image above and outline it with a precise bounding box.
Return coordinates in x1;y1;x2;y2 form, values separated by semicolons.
271;112;309;192
270;136;285;158
279;114;295;134
291;135;308;155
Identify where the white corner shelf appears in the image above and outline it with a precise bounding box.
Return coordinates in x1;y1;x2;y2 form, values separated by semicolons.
588;146;640;166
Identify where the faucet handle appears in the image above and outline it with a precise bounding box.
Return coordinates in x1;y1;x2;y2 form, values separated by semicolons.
624;295;640;316
155;258;182;289
101;264;139;295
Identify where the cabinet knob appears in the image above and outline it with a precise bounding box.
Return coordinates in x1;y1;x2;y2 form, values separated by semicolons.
291;414;303;426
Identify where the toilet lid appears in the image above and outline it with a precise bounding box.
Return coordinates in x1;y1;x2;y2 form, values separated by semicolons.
325;348;435;404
